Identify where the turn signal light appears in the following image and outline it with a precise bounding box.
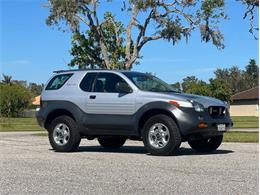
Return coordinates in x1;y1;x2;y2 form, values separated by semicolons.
169;100;180;107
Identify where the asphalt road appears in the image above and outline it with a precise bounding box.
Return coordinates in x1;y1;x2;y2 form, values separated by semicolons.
0;132;258;195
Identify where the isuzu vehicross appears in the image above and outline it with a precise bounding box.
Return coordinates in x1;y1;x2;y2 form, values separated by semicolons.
37;70;233;156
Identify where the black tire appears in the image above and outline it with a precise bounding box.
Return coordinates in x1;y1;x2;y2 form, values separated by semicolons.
142;114;181;156
98;136;126;149
48;115;81;152
188;135;223;152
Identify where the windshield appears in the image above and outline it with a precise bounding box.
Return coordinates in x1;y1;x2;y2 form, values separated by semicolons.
122;72;179;93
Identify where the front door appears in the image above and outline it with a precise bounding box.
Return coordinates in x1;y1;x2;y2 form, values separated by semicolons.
85;72;136;131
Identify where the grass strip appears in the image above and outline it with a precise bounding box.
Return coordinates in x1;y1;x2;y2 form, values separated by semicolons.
223;131;258;143
231;116;259;129
0;117;44;132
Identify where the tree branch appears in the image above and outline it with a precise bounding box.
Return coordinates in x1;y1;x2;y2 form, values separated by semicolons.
75;14;90;26
106;16;121;48
125;4;139;68
125;9;155;69
92;0;99;26
158;2;194;26
138;35;162;50
82;0;111;68
136;9;154;46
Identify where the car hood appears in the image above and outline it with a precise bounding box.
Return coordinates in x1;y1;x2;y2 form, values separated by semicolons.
162;92;226;108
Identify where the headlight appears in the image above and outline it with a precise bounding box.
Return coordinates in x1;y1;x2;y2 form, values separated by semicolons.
224;101;230;109
194;103;204;112
189;100;204;112
168;100;193;108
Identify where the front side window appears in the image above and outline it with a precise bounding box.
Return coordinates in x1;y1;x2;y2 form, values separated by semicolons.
123;72;179;93
46;74;73;90
93;73;130;93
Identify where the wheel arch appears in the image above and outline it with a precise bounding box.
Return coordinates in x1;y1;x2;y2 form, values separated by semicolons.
45;109;76;129
138;108;180;136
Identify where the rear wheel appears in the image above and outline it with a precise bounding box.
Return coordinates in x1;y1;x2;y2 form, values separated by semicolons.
98;136;126;149
142;114;181;156
188;135;223;152
48;116;81;152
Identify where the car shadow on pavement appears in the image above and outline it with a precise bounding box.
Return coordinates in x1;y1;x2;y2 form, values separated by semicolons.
75;145;233;156
78;145;147;154
176;147;234;156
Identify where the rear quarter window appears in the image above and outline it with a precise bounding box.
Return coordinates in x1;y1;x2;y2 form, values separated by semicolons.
46;73;73;90
80;72;97;92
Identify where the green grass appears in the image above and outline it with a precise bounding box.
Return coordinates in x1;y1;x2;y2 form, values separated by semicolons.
231;116;259;129
223;131;258;143
0;117;44;132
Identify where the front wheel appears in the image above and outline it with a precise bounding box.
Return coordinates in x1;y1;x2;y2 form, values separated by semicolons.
142;114;181;156
188;135;223;152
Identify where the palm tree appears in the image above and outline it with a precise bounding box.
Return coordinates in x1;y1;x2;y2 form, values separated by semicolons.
2;74;12;84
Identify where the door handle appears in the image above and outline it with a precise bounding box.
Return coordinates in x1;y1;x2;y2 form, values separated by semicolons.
89;95;96;99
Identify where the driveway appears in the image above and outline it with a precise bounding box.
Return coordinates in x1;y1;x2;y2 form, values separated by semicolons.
0;132;258;195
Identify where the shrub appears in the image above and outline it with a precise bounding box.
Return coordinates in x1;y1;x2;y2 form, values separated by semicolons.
0;83;32;117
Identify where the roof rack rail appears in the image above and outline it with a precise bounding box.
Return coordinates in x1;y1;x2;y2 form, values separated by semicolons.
53;69;122;73
53;69;81;73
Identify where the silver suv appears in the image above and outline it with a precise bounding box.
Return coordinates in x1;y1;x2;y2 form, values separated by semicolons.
37;70;233;156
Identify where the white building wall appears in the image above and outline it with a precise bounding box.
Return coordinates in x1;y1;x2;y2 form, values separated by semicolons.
230;104;259;117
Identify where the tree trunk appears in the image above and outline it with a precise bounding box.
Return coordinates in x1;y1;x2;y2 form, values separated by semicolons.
99;39;111;69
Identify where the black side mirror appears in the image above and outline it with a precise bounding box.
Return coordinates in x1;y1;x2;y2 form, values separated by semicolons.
116;82;133;93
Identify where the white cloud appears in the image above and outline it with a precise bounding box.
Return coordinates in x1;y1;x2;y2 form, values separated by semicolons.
9;60;31;65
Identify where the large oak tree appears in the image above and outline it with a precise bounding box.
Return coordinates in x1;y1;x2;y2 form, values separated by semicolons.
46;0;227;70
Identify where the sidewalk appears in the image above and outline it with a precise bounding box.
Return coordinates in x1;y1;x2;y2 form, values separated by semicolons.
230;128;259;132
0;131;43;136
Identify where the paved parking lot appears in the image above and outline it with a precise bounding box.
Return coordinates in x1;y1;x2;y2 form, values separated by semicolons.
0;132;258;195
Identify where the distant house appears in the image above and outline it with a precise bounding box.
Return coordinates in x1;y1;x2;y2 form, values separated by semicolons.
230;87;259;117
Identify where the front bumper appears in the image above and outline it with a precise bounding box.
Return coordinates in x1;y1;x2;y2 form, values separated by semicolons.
173;107;233;140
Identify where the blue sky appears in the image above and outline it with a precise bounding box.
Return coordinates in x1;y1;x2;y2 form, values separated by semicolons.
1;0;259;85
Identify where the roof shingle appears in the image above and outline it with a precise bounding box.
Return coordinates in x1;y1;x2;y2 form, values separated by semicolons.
231;87;259;101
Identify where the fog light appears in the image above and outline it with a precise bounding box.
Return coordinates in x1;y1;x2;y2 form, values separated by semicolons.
198;122;208;128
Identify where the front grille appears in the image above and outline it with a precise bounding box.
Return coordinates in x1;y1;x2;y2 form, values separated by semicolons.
208;106;226;118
